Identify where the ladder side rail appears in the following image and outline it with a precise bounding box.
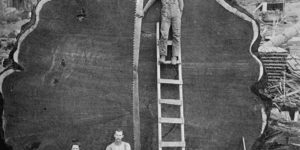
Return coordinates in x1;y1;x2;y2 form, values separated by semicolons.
177;27;185;150
179;85;185;143
158;83;162;150
178;36;183;81
156;22;163;150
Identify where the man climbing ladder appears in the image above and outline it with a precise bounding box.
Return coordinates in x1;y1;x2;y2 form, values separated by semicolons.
136;1;186;149
137;0;184;65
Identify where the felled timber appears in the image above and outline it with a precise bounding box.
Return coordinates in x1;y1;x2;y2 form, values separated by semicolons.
259;52;288;82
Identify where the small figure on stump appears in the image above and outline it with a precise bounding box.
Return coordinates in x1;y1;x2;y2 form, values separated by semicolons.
137;0;184;65
76;8;86;22
106;129;131;150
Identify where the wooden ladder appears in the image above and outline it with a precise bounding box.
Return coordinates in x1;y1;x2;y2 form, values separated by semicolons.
156;22;185;150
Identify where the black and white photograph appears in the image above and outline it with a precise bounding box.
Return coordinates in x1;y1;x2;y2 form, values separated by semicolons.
1;0;300;149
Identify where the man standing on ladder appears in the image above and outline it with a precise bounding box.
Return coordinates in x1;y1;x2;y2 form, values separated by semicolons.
137;0;184;65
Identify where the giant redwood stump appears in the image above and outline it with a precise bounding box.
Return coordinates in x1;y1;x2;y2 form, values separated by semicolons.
2;0;135;149
0;0;262;150
139;0;261;149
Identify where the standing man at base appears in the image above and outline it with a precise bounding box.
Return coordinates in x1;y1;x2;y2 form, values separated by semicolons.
106;129;131;150
71;144;80;150
70;139;81;150
137;0;184;65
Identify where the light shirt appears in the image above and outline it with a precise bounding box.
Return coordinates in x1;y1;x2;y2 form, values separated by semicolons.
106;142;131;150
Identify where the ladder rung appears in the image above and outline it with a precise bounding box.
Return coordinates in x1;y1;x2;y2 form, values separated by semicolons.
159;60;181;65
159;117;184;124
158;40;172;45
159;99;182;105
160;141;186;147
158;79;182;84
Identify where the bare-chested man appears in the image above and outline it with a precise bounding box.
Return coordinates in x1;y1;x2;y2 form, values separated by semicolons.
106;129;131;150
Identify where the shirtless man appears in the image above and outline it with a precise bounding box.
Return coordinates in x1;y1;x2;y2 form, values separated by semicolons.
70;139;80;150
106;129;131;150
71;144;80;150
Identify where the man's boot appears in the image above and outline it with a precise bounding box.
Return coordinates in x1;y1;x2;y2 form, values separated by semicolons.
171;56;178;65
159;55;166;64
